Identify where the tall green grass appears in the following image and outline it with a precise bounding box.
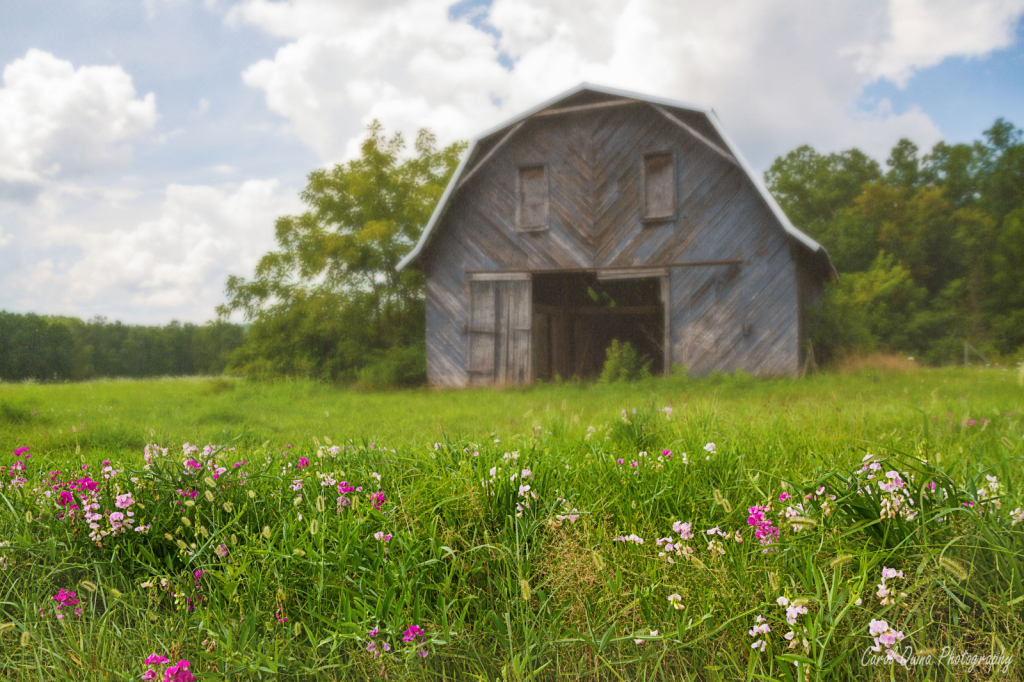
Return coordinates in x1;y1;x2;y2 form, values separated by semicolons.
0;368;1021;680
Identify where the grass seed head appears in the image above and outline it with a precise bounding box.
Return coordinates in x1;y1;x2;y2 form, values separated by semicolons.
520;578;532;601
938;557;970;581
829;555;855;569
80;580;97;593
262;526;272;539
109;588;122;599
0;622;14;633
205;490;215;503
20;631;29;647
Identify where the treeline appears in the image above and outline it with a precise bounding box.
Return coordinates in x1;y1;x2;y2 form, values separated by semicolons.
0;312;245;382
766;118;1024;365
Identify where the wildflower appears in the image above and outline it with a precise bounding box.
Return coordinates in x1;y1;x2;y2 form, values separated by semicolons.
868;619;907;665
403;625;425;643
114;493;134;509
673;521;693;539
49;587;83;619
634;629;659;644
215;544;230;558
521;468;532;478
13;447;30;459
748;615;770;652
613;534;644;545
747;505;779;548
876;566;905;605
704;442;716;454
785;602;808;625
667;593;684;610
297;457;309;470
144;654;170;666
162;659;194;682
779;492;791;502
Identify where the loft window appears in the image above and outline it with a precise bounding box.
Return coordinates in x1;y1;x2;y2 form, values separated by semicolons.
643;152;674;220
517;165;548;229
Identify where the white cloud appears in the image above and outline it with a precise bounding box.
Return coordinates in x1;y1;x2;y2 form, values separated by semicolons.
10;179;302;322
229;0;1024;168
853;0;1024;86
0;50;157;187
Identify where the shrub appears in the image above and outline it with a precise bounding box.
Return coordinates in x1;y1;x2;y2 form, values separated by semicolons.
599;340;650;383
355;344;427;390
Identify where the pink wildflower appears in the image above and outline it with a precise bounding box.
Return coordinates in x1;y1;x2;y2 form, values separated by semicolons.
162;659;194;682
403;625;425;643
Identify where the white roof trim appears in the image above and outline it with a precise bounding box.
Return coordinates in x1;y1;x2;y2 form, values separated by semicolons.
398;83;834;278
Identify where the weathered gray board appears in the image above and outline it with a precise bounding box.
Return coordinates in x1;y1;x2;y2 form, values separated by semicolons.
417;96;821;386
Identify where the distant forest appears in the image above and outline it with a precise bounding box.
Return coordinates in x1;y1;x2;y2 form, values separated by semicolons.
0;313;245;382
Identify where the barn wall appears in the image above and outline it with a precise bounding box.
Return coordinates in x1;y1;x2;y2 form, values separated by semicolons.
421;101;806;385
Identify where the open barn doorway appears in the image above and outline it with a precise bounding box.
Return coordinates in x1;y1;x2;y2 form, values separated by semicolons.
531;272;666;380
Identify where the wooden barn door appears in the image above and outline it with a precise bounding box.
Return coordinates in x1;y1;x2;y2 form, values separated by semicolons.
468;275;532;385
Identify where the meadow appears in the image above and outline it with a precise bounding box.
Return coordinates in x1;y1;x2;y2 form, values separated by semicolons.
0;366;1022;681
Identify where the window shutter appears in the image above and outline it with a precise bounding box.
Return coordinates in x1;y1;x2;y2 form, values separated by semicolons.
518;166;548;228
644;153;674;219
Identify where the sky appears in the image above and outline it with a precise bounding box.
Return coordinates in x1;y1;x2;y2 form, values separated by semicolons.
0;0;1022;325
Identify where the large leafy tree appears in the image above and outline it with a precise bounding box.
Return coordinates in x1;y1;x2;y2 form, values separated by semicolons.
766;119;1024;363
218;123;465;381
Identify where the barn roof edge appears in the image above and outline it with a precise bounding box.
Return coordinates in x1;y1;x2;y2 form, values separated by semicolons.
397;84;836;280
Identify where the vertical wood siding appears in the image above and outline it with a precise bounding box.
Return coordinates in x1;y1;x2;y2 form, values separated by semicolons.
421;99;814;385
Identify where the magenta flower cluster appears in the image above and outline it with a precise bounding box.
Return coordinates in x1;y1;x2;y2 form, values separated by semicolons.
747;505;779;548
141;654;193;682
51;587;82;619
403;624;429;658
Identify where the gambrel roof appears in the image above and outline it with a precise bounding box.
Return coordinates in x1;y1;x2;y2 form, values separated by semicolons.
398;83;836;279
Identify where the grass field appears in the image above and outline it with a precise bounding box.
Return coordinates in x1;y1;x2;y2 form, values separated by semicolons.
0;367;1022;680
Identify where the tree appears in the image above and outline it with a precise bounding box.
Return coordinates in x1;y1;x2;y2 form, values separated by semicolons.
218;122;465;381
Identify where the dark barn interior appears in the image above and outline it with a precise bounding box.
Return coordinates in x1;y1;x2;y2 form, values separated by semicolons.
531;272;664;380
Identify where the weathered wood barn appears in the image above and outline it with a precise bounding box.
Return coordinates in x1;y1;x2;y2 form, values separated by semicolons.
398;84;836;386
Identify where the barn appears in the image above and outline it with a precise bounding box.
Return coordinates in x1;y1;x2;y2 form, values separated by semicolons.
397;84;836;386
